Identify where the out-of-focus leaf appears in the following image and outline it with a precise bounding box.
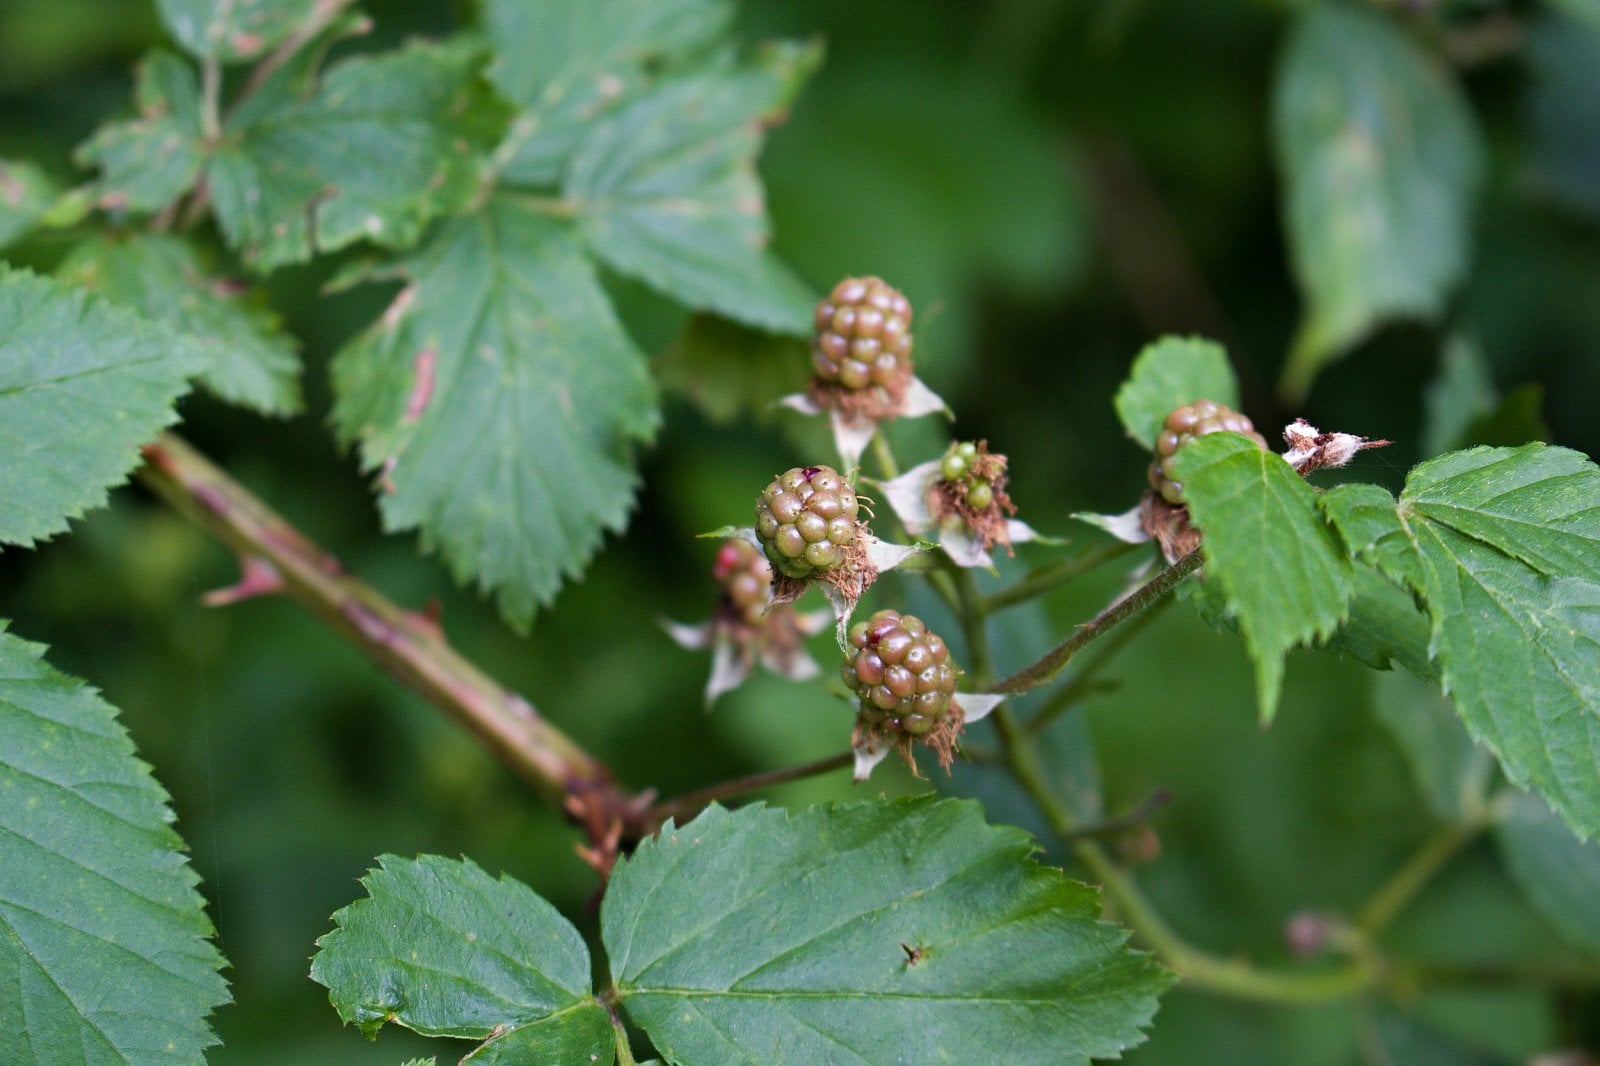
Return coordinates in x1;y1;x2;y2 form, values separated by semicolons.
209;39;484;271
1273;4;1483;400
0;266;194;547
655;313;810;423
604;798;1171;1065
567;58;816;334
1528;14;1600;221
74;50;203;214
58;232;301;415
1170;432;1354;718
1495;789;1600;955
1367;1004;1516;1066
1422;337;1496;458
484;0;733;187
155;0;318;63
0;158;58;249
310;855;613;1062
1113;335;1241;450
0;626;228;1061
331;196;657;631
1371;668;1492;824
1459;385;1549;450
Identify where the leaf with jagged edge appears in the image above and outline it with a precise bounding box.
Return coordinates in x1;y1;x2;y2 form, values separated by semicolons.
156;0;320;63
1273;4;1483;400
0;266;196;547
0;626;229;1061
566;49;818;335
1496;790;1600;956
59;233;302;416
0;158;58;250
484;0;734;188
331;195;657;631
74;50;204;214
1169;432;1355;720
310;855;614;1064
1113;335;1240;450
604;798;1171;1066
209;38;485;272
1372;668;1494;825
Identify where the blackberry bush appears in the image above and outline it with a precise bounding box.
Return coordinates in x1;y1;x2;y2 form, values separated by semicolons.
755;464;861;579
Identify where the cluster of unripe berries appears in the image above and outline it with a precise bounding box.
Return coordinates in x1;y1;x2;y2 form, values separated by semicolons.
754;465;860;579
842;610;959;736
939;440;997;512
811;276;914;394
1148;399;1266;505
712;538;772;627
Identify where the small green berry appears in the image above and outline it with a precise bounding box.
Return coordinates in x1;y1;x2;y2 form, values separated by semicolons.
966;480;994;511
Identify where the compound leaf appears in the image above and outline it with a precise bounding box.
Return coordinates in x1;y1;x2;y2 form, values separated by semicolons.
311;855;613;1063
331;195;657;631
58;233;301;416
0;158;59;251
1398;445;1600;839
603;798;1170;1066
484;0;733;188
209;38;484;271
1113;335;1240;450
1170;432;1355;719
1495;790;1600;956
0;266;194;547
567;58;815;334
0;626;228;1062
74;50;204;215
1274;4;1483;400
155;0;320;63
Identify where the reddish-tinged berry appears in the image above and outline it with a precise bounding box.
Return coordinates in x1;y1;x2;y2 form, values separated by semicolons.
811;277;914;403
713;538;772;626
755;465;861;579
842;610;960;737
1148;400;1267;504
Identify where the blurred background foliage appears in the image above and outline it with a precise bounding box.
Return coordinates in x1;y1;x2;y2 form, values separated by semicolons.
2;0;1599;1061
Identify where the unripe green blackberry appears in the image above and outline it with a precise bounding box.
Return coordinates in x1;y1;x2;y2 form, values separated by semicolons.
713;538;772;626
812;276;913;392
842;610;959;737
755;465;860;579
1149;400;1268;505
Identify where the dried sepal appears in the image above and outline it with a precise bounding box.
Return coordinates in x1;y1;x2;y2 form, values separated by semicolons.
1281;418;1391;475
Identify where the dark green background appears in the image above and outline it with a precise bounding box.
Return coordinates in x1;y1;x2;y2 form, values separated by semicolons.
2;0;1598;1060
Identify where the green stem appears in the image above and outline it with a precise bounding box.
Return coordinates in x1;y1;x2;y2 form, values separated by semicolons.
953;568;994;688
994;549;1201;694
1356;822;1480;936
869;428;901;481
979;539;1138;614
645;751;853;829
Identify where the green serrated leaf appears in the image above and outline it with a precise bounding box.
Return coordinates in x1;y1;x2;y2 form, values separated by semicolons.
332;195;658;630
1495;790;1600;956
310;855;613;1062
1372;668;1493;824
1320;482;1425;591
0;625;228;1061
1397;445;1600;839
1320;564;1436;681
1113;336;1240;450
58;233;302;416
603;798;1171;1066
485;0;733;187
1274;4;1483;400
567;61;815;334
74;50;204;214
0;266;195;547
0;158;59;250
209;38;484;272
156;0;319;62
1170;432;1355;719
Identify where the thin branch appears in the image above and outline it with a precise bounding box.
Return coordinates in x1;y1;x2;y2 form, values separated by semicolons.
646;751;854;829
235;0;356;105
993;549;1202;694
137;433;649;858
979;538;1138;615
1356;821;1480;936
1024;593;1168;736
